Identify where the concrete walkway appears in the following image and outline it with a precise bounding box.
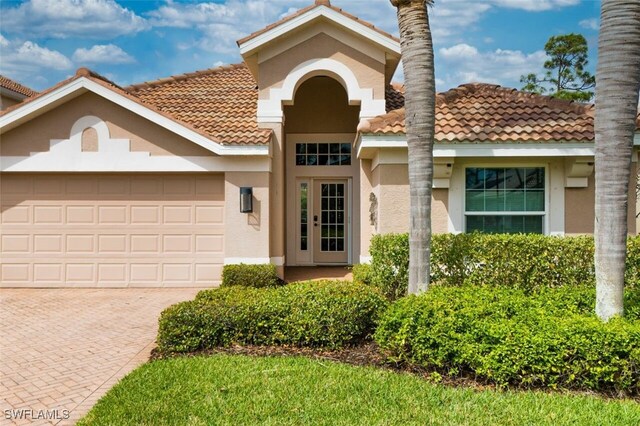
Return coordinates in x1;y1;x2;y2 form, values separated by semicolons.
0;288;199;425
284;266;353;283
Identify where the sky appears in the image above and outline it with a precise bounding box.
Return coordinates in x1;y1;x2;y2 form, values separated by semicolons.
0;0;602;92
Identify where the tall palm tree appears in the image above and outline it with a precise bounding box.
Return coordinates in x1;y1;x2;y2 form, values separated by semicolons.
390;0;435;294
594;0;640;320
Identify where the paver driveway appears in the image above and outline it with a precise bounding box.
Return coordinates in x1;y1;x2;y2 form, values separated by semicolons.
0;288;200;425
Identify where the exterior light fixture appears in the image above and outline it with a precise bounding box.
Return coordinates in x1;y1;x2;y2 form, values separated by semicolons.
240;187;253;213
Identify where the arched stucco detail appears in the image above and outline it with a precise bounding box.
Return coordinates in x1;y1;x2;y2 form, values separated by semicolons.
257;58;386;123
1;115;271;172
70;115;111;145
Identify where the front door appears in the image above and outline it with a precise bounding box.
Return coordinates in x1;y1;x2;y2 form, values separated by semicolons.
313;180;349;264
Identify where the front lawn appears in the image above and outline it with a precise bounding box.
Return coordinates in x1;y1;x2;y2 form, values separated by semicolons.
79;355;640;426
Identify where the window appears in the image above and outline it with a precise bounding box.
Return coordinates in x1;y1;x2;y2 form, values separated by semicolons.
300;183;308;251
320;183;346;252
465;167;545;234
296;143;351;166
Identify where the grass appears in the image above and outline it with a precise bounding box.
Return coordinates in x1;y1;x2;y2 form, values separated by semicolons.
79;355;640;426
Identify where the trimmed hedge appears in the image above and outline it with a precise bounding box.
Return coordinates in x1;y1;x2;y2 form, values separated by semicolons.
367;233;640;299
351;263;372;286
157;281;387;353
374;285;640;394
221;263;283;288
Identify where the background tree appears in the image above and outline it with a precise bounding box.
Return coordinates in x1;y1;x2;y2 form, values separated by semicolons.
520;33;595;102
594;0;640;320
390;0;435;294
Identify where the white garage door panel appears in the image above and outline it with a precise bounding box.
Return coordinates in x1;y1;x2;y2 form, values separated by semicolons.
0;174;225;287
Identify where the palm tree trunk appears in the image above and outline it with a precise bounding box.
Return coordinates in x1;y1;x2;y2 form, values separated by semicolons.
594;0;640;320
391;0;435;294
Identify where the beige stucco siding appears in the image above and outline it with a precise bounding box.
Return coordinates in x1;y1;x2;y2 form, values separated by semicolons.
377;164;410;234
259;32;386;101
1;92;215;157
1;173;225;287
565;163;637;235
432;189;450;234
373;163;449;235
359;158;374;260
224;172;272;265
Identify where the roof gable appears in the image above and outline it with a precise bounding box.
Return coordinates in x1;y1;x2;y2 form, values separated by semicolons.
237;1;400;57
0;68;269;156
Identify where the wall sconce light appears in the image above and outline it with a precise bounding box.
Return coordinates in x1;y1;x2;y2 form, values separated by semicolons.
240;187;253;213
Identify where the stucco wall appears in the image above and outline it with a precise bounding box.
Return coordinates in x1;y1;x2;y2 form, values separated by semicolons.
224;172;271;263
565;162;638;235
373;163;449;235
377;164;410;234
259;32;386;101
1;92;215;157
359;158;374;261
432;189;450;234
260;121;285;273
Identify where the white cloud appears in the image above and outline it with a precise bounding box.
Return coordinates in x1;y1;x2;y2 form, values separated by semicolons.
146;0;290;54
437;43;547;89
429;2;492;40
141;0;583;58
579;18;599;31
488;0;580;12
440;43;480;59
72;44;135;64
1;0;148;39
0;36;73;86
16;42;73;70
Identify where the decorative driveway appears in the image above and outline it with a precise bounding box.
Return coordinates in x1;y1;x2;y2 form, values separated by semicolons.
0;288;200;425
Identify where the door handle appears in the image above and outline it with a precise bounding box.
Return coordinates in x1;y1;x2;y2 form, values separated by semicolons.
314;215;318;226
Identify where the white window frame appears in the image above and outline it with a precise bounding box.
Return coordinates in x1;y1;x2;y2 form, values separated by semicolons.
294;142;353;167
463;164;550;234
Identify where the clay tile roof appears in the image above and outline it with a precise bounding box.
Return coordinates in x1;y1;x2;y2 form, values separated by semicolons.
237;1;399;46
126;63;271;145
0;75;38;98
386;83;405;112
2;68;257;148
366;83;617;142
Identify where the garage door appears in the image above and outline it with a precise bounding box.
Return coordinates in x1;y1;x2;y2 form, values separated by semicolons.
0;174;225;287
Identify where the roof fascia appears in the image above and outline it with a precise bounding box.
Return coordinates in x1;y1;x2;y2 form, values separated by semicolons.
0;87;29;101
356;135;631;159
239;6;401;57
0;77;269;157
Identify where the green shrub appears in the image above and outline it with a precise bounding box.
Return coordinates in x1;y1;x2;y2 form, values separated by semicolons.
221;263;283;288
375;285;640;394
627;236;640;286
368;233;410;300
351;263;372;285
367;233;639;296
158;281;388;354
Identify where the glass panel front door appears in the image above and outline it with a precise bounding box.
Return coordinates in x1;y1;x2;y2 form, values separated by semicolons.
313;179;349;264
